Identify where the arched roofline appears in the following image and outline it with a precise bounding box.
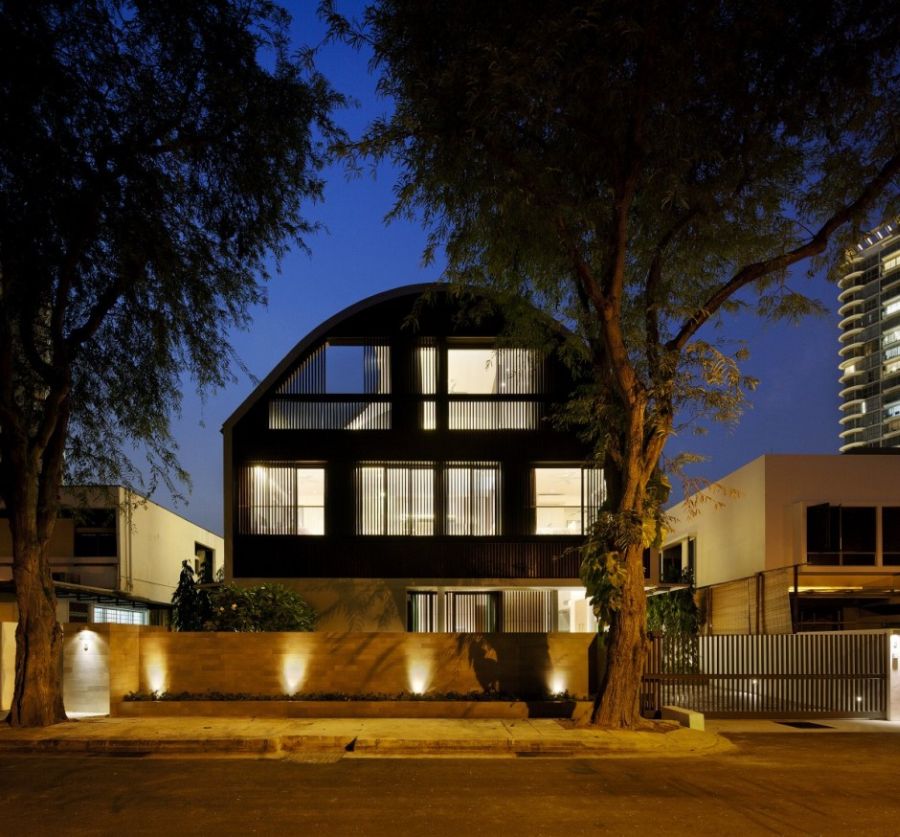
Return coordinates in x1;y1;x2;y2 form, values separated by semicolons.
222;283;436;432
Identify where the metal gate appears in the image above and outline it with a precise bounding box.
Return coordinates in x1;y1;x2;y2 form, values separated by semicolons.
642;632;888;718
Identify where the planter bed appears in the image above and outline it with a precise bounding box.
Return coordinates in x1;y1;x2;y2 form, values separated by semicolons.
114;699;594;721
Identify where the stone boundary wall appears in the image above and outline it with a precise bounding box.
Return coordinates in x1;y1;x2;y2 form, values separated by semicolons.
48;625;601;715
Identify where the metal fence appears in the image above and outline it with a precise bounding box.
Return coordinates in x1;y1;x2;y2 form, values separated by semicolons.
642;632;888;718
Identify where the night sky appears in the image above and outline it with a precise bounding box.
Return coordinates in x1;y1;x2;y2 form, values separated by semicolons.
150;3;844;535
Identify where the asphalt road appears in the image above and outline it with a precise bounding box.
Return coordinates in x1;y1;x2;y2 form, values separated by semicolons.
2;733;899;836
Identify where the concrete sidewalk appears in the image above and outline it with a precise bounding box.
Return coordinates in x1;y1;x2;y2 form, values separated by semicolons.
0;715;734;759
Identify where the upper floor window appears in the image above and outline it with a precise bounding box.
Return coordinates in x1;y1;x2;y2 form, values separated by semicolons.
447;347;539;394
356;464;434;535
355;461;500;536
71;508;117;557
806;504;875;566
238;465;324;535
447;347;543;430
533;467;604;535
269;342;391;430
661;538;695;583
445;463;501;535
884;508;900;566
883;251;900;275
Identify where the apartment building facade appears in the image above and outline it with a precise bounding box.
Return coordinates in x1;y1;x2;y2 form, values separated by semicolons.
839;220;900;451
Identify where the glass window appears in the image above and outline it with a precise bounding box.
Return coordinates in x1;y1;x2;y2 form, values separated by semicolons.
238;465;324;535
407;591;437;632
355;464;434;535
661;544;684;583
447;347;540;394
883;507;900;566
325;344;390;394
806;504;875;566
445;463;501;535
415;344;437;430
93;606;148;625
446;591;499;632
533;467;604;535
448;348;500;393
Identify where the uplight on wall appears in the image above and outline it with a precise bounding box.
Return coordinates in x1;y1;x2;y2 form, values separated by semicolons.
407;660;432;695
281;655;306;695
145;657;167;695
549;673;566;696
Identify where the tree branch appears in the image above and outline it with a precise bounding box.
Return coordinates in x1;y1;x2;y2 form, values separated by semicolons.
644;207;701;375
667;150;900;353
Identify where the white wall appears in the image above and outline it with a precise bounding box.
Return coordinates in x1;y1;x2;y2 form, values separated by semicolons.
665;455;768;587
118;489;223;604
665;454;900;588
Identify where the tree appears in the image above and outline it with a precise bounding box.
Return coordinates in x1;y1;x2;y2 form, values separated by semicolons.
0;1;342;726
333;0;900;726
171;561;211;632
205;583;317;631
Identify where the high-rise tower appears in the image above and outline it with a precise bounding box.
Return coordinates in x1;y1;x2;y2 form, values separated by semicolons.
839;221;900;451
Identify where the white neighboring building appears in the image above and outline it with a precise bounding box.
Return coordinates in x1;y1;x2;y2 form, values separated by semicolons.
662;454;900;633
838;220;900;451
0;486;223;625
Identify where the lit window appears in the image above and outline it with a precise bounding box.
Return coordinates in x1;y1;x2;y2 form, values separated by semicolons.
93;606;148;625
445;463;501;535
238;465;324;535
414;344;437;430
447;347;542;430
355;464;434;535
269;343;391;430
447;347;539;394
533;467;605;535
884;252;900;275
884;297;900;318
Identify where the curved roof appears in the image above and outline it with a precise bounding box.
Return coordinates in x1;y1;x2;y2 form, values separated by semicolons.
222;283;435;431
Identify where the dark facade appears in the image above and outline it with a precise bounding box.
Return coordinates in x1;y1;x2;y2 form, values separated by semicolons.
223;285;601;631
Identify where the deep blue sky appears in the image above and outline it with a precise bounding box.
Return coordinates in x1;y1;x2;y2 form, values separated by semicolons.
151;3;843;534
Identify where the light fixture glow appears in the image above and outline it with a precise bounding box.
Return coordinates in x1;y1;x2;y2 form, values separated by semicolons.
145;657;167;694
549;673;566;696
281;655;306;695
407;661;431;695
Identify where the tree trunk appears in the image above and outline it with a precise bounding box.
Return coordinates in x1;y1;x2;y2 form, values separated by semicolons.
591;542;649;727
9;540;66;726
6;453;68;727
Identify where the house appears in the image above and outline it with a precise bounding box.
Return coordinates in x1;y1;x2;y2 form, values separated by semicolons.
661;453;900;633
223;283;616;632
0;486;223;626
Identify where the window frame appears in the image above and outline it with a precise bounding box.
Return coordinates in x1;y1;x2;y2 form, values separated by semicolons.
532;466;605;536
238;464;326;536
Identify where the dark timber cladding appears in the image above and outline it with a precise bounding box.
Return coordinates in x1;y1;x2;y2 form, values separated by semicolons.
223;284;591;581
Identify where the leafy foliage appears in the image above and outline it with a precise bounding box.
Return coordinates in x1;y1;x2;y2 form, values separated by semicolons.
205;583;317;632
334;0;900;725
171;561;212;632
0;0;343;496
647;571;701;673
0;0;341;724
124;689;583;702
